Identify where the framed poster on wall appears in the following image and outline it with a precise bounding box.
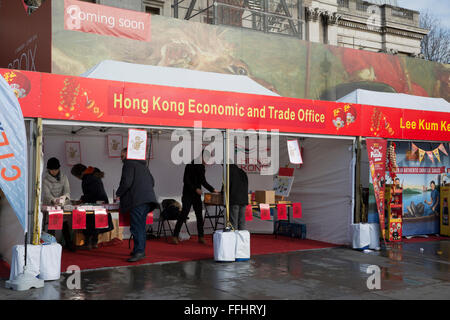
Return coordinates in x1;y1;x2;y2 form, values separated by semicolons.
107;134;123;158
65;141;81;166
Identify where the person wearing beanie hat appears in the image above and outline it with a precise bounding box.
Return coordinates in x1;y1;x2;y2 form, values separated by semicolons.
47;157;60;170
42;157;70;205
42;157;74;251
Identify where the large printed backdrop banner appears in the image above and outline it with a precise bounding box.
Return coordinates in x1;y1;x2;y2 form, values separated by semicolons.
0;75;28;232
368;141;450;236
366;138;387;239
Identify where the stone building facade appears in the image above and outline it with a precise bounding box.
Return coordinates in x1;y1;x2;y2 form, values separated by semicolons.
50;0;429;57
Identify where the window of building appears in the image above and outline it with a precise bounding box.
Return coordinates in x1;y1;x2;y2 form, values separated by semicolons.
145;6;161;15
143;1;164;15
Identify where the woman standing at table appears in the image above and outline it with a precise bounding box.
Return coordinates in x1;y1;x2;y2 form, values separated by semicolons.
42;157;75;251
71;164;113;250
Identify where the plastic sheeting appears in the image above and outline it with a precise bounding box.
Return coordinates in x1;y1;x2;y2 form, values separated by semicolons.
337;89;450;112
39;243;62;281
9;244;41;281
350;223;380;250
235;230;250;261
213;230;236;262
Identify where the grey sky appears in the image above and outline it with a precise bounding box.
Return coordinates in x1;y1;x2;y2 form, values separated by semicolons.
396;0;450;28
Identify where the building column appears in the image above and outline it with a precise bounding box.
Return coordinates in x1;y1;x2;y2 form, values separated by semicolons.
326;13;341;46
305;7;321;43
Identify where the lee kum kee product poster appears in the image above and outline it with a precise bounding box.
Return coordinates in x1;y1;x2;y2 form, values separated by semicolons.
366;138;388;239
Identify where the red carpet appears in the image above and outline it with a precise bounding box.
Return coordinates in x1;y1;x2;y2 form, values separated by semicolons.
402;235;450;243
61;235;340;271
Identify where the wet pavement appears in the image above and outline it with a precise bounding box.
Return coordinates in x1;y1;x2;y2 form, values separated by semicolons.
0;240;449;300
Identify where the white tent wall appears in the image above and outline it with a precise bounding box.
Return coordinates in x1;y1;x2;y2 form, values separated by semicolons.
280;137;355;245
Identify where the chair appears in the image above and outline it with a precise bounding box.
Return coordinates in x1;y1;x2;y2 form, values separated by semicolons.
203;204;225;232
156;200;190;240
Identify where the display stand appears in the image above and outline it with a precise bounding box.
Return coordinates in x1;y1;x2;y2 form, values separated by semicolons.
384;185;403;242
440;186;450;236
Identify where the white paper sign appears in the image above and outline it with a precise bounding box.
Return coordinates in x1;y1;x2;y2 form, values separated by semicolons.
127;129;147;160
287;139;302;164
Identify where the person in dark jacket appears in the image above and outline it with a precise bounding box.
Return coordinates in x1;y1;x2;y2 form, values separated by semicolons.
116;151;158;262
71;164;113;250
225;164;249;230
169;157;219;245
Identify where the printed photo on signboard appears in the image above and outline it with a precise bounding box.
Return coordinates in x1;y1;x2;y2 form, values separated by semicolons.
107;134;123;158
65;141;81;165
127;129;147;160
273;175;294;197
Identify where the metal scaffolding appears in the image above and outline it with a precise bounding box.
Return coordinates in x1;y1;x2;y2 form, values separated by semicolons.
173;0;304;38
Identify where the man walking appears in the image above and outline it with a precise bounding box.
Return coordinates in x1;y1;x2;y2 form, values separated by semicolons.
170;155;219;245
116;148;158;262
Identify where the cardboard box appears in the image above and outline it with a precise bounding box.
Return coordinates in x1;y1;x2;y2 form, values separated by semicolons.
204;193;224;205
255;190;275;204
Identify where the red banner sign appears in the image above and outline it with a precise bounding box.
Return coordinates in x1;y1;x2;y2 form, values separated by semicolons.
292;203;302;219
64;0;151;42
48;210;63;230
72;209;86;229
146;211;153;225
277;204;287;220
395;167;446;174
260;204;271;220
94;208;108;229
1;69;449;142
366;138;387;238
245;205;253;221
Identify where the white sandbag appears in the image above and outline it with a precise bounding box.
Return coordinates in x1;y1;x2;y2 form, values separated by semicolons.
350;224;370;250
368;223;381;250
235;230;250;261
39;243;62;281
9;244;42;281
213;230;236;262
